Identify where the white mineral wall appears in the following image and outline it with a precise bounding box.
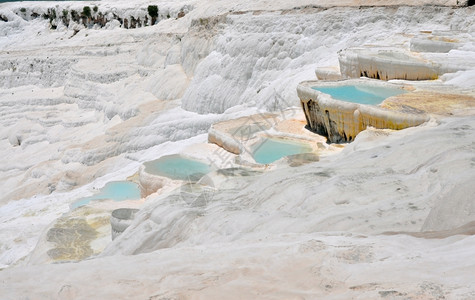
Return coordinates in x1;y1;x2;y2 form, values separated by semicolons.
137;165;169;197
410;36;461;53
338;46;475;80
338;48;441;80
208;126;242;154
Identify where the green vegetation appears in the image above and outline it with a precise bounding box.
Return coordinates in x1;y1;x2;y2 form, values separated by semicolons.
82;6;91;18
20;8;26;13
147;5;158;18
50;8;56;20
148;5;158;25
41;8;56;22
71;9;79;22
93;6;98;13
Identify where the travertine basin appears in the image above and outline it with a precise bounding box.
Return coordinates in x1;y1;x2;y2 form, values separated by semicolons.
298;79;430;143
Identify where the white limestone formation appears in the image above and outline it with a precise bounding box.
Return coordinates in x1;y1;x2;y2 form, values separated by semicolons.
137;164;171;197
339;48;441;80
410;31;466;53
339;34;475;80
111;208;139;240
207;114;278;155
298;79;430;143
0;0;475;298
315;66;342;80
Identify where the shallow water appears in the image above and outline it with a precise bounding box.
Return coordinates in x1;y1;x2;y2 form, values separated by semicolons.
252;138;313;164
71;181;141;209
312;84;406;105
144;154;211;181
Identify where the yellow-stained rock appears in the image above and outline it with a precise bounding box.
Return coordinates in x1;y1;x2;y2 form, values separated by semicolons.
382;91;475;116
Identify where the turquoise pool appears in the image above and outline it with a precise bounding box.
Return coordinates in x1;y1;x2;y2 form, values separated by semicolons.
144;154;211;181
71;181;141;209
312;84;406;105
252;138;313;164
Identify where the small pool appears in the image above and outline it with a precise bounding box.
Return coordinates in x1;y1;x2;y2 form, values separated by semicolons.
252;138;313;164
71;181;141;209
144;154;211;181
312;84;406;105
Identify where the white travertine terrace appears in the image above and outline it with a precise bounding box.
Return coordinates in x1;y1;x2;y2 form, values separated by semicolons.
303;27;475;143
339;40;475;81
208;114;278;155
315;66;342;80
410;31;467;53
298;79;430;143
137;164;170;197
207;111;332;164
1;0;475;298
110;208;139;240
339;48;441;80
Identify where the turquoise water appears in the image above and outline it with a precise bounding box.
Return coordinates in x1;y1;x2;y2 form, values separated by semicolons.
144;154;211;181
312;84;406;105
252;138;312;164
71;181;141;209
